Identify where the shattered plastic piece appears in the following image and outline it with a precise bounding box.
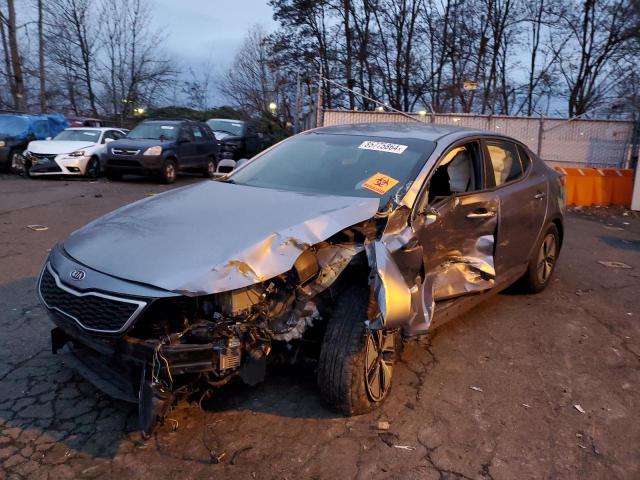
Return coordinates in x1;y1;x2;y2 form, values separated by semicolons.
470;386;483;392
27;224;49;231
574;404;586;414
394;445;416;451
377;421;390;430
522;403;531;408
597;261;632;269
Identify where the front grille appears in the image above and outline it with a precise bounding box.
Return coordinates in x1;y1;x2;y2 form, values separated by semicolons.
30;161;62;173
31;153;57;160
112;148;140;156
39;265;147;334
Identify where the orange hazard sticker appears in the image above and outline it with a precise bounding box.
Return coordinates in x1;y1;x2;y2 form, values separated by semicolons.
362;172;399;195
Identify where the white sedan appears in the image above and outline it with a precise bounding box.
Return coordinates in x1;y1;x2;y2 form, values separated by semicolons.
26;127;127;178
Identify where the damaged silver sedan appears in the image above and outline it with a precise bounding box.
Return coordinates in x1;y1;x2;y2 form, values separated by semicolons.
38;123;565;434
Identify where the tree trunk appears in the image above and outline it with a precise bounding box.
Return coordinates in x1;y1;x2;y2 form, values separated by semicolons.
6;0;25;111
38;0;46;112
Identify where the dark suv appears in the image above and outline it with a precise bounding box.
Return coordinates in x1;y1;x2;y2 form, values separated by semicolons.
206;118;267;160
103;119;219;183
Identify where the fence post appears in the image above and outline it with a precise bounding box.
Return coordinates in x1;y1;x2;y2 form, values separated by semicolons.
537;114;544;159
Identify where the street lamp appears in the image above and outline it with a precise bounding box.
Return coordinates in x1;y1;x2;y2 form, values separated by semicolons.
268;102;277;113
133;107;145;116
376;105;384;112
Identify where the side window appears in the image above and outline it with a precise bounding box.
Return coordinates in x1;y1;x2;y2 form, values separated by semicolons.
181;126;195;142
112;130;125;140
486;141;524;186
192;125;203;140
426;142;483;205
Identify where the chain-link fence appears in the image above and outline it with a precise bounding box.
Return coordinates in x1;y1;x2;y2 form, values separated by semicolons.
316;110;637;168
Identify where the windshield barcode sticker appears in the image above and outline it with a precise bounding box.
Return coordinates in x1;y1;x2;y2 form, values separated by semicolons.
358;141;408;154
161;126;174;130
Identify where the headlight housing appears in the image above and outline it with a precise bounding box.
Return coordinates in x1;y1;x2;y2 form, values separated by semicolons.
0;140;5;147
143;146;162;156
68;150;85;157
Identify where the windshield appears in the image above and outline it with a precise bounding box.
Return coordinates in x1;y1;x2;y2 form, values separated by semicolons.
206;119;244;136
0;115;30;137
127;122;179;141
54;129;101;142
230;132;435;200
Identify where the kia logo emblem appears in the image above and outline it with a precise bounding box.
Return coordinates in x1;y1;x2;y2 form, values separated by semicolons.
70;269;86;281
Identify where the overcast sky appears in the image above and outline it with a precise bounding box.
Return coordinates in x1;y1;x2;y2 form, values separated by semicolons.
151;0;277;104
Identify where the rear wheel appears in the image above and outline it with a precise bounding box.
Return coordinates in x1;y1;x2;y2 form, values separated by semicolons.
317;285;399;415
85;156;100;179
521;224;560;293
159;159;177;184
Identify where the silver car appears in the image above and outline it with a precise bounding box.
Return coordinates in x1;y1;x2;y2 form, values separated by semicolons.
38;123;565;434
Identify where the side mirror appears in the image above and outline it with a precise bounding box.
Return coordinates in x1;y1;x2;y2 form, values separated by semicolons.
104;137;114;144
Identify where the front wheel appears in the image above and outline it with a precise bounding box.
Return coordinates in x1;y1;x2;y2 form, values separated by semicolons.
521;224;560;293
317;285;399;415
85;156;100;179
159;159;177;184
203;157;217;178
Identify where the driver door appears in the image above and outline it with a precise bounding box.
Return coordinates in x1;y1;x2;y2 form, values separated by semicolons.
411;139;500;331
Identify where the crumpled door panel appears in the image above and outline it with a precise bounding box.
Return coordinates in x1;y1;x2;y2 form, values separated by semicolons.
368;196;499;336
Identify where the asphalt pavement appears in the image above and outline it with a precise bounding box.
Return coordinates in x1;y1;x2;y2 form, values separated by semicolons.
0;174;638;479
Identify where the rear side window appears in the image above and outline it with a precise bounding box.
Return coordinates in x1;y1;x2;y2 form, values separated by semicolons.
486;141;524;186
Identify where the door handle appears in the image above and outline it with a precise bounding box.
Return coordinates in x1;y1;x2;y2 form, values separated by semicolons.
534;191;546;200
466;209;496;219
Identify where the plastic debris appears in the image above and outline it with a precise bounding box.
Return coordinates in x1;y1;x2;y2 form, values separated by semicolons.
26;225;48;231
522;403;531;408
597;261;632;269
470;386;483;392
377;421;390;431
94;193;103;198
394;445;416;451
574;404;586;414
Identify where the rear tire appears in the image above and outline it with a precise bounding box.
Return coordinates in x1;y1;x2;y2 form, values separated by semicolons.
159;159;177;184
520;224;560;293
317;285;399;415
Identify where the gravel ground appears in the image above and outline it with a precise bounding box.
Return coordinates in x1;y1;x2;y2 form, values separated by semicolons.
0;174;639;479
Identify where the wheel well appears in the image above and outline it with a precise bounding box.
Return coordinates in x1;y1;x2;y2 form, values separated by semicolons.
165;156;178;166
552;218;564;249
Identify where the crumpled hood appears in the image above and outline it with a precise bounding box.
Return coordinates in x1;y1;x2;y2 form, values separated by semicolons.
28;140;95;154
63;181;380;295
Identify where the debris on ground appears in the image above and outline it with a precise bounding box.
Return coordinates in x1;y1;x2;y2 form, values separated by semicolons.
26;224;48;231
210;451;226;464
522;403;531;408
94;193;103;198
378;432;399;447
377;421;390;431
597;261;632;269
393;445;416;451
230;446;253;465
574;404;586;414
470;386;484;392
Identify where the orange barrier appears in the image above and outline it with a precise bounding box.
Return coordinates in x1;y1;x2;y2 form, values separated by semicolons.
554;167;634;207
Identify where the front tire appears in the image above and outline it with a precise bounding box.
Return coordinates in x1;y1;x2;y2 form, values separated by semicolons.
521;224;560;293
203;157;217;178
159;158;177;184
317;285;398;415
85;156;100;179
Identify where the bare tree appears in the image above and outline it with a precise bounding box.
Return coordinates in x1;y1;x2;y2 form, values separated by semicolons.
37;0;46;111
5;0;26;110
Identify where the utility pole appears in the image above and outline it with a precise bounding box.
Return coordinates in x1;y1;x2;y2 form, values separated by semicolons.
294;71;301;134
316;67;324;128
7;0;26;111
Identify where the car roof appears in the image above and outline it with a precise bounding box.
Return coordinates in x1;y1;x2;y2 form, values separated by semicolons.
65;127;121;132
207;118;245;123
312;122;486;142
